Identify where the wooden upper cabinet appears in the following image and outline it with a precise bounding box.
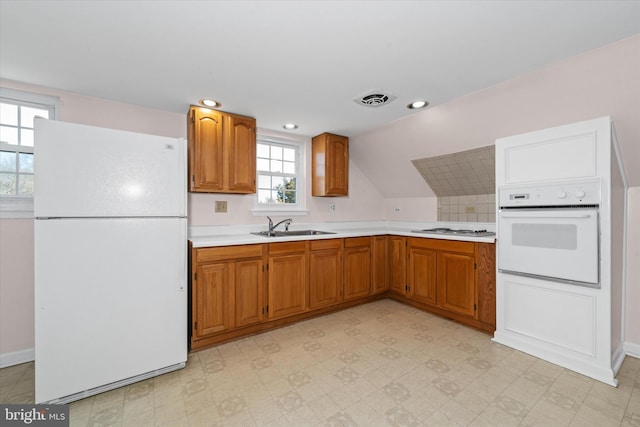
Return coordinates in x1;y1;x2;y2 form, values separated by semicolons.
312;132;349;196
188;105;256;194
227;114;256;192
189;107;224;192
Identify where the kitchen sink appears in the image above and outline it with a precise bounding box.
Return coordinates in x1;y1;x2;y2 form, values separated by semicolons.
251;230;336;237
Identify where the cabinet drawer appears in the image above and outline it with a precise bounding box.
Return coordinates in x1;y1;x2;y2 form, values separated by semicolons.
309;239;342;251
408;237;474;254
195;244;264;263
344;236;371;248
269;241;307;255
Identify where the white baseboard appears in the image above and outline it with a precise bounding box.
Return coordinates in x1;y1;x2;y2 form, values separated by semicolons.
624;341;640;359
0;348;35;368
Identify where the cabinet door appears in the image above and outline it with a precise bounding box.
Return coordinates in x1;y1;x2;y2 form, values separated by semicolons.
371;236;388;294
325;134;349;196
227;114;256;193
388;236;406;295
234;259;264;327
476;243;496;327
309;249;342;309
194;263;229;337
268;253;307;319
344;245;371;301
437;252;475;317
189;107;224;192
408;247;437;305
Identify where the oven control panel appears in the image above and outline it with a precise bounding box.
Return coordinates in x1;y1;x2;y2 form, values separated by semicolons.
499;179;601;207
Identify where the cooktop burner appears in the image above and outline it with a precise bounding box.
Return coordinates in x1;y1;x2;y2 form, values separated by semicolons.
412;228;495;237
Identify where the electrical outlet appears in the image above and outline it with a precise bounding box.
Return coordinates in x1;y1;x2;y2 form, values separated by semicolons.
215;200;228;213
465;205;477;214
329;203;336;212
394;208;400;212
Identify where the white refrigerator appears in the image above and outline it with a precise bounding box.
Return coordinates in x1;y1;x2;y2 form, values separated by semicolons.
34;119;187;404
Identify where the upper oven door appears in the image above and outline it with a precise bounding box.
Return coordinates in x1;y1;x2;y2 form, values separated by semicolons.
498;208;599;286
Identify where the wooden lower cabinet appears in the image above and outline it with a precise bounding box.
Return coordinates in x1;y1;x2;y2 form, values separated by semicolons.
194;263;229;337
343;237;371;301
268;241;307;320
309;239;342;309
388;235;407;295
234;259;264;327
190;235;495;351
371;235;388;294
190;243;266;349
437;251;475;317
408;245;437;305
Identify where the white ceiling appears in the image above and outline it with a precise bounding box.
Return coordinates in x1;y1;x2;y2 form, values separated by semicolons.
1;1;639;138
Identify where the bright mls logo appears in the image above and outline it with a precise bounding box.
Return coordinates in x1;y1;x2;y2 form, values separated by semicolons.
1;405;68;426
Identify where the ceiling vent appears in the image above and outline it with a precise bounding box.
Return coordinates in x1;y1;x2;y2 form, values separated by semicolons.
353;89;397;108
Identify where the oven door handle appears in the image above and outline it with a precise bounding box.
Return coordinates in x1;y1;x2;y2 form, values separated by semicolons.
499;213;594;219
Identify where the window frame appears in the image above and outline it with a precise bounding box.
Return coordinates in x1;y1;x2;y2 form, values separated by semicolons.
251;133;309;216
0;87;60;218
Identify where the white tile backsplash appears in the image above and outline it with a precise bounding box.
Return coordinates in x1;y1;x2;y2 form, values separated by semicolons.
438;193;495;223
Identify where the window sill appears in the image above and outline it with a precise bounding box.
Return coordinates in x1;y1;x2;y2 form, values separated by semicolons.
250;207;310;217
0;197;34;219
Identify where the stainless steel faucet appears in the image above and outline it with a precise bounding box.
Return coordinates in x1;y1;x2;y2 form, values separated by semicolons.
267;216;292;232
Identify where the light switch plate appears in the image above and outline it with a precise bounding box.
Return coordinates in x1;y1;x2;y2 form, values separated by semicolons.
215;201;228;213
465;205;477;214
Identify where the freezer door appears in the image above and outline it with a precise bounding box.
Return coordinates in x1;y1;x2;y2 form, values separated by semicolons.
34;119;186;218
35;218;187;404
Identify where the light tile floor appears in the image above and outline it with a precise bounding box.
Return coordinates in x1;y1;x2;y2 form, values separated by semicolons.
1;300;639;426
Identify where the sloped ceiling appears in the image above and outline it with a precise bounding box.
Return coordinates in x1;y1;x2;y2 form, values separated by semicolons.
412;146;495;197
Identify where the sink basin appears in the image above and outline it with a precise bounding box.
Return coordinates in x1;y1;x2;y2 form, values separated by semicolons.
251;230;335;237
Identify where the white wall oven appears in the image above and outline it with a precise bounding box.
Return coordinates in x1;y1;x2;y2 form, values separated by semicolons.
498;179;600;288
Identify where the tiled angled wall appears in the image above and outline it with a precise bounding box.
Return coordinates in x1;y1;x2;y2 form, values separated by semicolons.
438;193;496;223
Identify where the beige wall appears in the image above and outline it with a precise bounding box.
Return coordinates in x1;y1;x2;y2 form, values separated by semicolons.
626;188;640;349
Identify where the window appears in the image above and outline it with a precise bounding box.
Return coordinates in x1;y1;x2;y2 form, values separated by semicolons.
0;88;59;217
253;135;307;215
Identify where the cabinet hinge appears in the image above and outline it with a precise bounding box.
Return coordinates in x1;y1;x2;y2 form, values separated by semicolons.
191;175;195;183
190;111;195;123
194;322;197;330
474;263;477;270
194;272;197;281
474;304;477;311
266;305;269;313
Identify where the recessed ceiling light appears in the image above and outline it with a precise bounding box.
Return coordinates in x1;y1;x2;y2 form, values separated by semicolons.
199;99;221;108
283;123;298;130
407;100;429;110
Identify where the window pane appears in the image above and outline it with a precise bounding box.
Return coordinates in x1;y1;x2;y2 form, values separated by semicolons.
18;174;34;195
18;153;34;173
283;147;295;162
270;160;282;173
21;129;34;147
20;106;49;128
0;103;18;126
258;189;273;203
257;158;269;171
271;146;282;159
283;190;296;204
0;125;18;145
257;144;270;158
258;174;271;189
0;172;16;195
272;176;284;189
283;161;295;174
0;151;16;172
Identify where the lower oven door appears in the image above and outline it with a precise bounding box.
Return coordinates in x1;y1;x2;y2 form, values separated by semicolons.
498;208;599;286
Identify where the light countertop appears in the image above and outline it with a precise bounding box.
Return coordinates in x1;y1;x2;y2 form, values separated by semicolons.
189;220;496;248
